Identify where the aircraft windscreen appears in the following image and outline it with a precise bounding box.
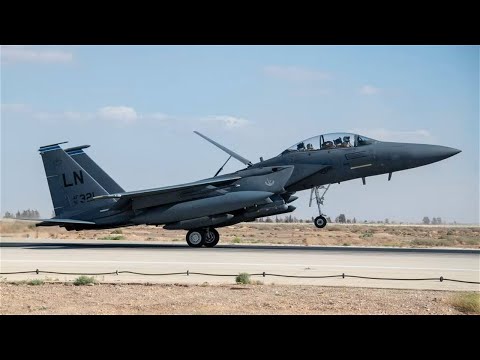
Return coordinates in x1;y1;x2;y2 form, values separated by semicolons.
356;135;375;146
280;133;377;155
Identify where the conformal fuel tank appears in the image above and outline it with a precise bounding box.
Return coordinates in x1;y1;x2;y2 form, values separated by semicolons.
132;190;274;225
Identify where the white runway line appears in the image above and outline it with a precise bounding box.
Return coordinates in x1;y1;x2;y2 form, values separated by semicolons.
2;259;478;272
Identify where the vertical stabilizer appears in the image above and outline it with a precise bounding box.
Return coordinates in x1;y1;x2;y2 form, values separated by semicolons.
39;143;115;217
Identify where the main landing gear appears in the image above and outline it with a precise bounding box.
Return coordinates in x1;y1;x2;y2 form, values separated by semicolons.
186;228;220;248
309;184;331;229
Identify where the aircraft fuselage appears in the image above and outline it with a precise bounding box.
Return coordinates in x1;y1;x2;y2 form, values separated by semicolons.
36;134;461;247
254;141;460;192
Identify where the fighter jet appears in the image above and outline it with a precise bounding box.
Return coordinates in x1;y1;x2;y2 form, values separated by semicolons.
35;131;460;247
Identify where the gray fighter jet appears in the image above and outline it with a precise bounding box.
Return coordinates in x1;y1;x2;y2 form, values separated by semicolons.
35;131;460;247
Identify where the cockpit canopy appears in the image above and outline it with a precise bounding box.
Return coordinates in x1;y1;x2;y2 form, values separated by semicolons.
281;133;377;155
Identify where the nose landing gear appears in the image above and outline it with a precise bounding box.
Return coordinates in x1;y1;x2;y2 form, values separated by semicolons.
309;184;331;229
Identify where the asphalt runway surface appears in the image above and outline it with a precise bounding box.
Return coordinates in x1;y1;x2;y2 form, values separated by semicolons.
1;238;479;291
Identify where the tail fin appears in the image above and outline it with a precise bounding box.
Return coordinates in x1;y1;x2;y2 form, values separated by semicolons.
39;143;115;218
65;145;124;194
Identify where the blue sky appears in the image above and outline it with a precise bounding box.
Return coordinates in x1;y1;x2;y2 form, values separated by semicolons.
1;45;478;223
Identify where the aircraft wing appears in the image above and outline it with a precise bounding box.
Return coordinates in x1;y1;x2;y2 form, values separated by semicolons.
93;175;242;211
34;219;96;227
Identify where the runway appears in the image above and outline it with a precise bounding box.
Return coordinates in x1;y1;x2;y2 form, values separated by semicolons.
1;238;479;291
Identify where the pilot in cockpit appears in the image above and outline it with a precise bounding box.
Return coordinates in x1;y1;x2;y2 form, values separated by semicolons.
306;143;314;150
297;142;305;151
341;136;352;147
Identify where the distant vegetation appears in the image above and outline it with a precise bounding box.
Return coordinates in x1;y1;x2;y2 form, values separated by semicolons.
255;214;454;225
256;215;309;223
422;216;444;225
3;209;40;219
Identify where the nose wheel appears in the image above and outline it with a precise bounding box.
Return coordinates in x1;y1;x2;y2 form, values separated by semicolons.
314;215;327;228
309;184;331;229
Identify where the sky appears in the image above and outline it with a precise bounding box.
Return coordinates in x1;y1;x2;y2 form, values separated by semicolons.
1;45;478;224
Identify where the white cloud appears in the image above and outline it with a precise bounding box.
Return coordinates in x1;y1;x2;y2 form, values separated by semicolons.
264;65;330;82
97;106;138;124
201;115;250;129
1;103;30;113
1;103;248;130
1;45;73;64
360;85;380;95
349;128;433;143
2;103;137;124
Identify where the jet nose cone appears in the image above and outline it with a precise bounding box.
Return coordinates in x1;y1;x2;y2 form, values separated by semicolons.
436;146;461;160
449;147;462;157
418;145;461;165
387;143;461;171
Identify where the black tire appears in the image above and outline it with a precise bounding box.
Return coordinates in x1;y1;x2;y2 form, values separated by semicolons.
314;215;327;229
203;229;220;248
186;230;205;247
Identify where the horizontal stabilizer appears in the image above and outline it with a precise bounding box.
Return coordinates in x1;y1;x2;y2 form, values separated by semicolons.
194;131;253;166
34;218;96;227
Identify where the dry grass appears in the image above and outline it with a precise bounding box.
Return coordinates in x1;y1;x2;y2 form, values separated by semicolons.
99;235;125;240
0;220;35;234
450;292;480;314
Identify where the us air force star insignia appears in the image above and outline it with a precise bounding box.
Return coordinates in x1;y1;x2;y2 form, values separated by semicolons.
265;178;275;186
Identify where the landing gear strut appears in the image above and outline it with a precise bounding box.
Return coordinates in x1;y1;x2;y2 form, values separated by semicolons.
186;228;220;248
309;184;331;229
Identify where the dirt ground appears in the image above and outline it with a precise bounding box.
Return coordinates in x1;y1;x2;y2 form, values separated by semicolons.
1;220;479;248
1;282;477;315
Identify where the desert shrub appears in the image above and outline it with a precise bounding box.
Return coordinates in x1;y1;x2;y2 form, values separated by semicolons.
73;276;96;286
236;272;251;284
